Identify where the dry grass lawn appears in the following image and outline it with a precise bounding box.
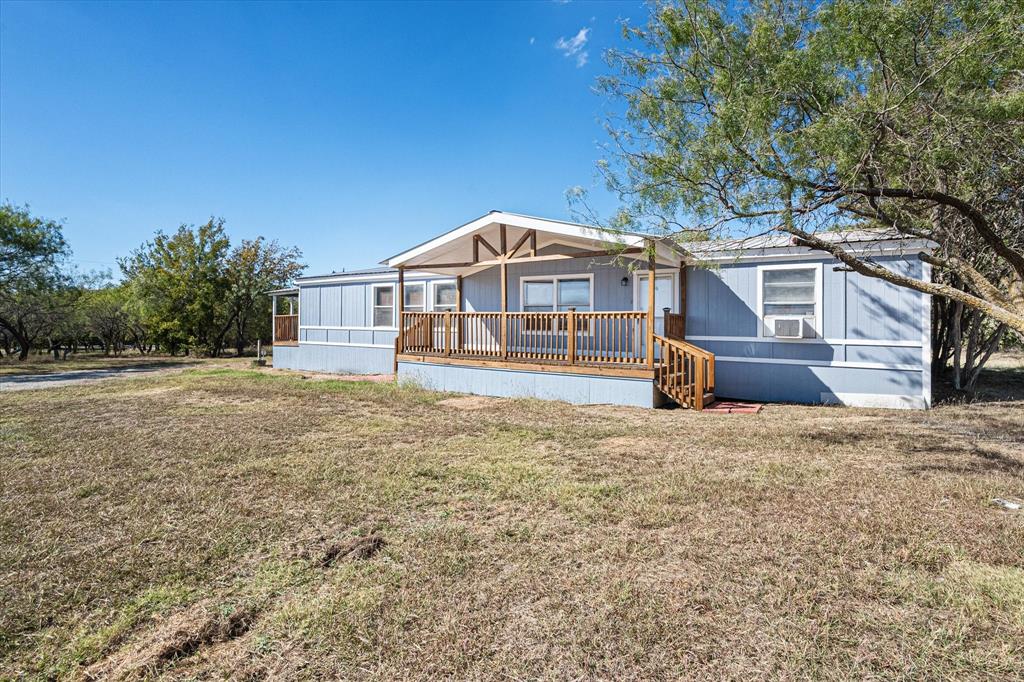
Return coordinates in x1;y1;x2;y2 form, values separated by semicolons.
1;360;1022;679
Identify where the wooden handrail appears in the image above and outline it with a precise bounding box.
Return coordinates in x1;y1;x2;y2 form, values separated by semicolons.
664;310;686;342
651;333;714;410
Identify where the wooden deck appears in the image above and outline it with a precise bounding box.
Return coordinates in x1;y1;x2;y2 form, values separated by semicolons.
398;310;715;409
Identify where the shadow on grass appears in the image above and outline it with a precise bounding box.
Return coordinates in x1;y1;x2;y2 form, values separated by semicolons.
933;358;1024;406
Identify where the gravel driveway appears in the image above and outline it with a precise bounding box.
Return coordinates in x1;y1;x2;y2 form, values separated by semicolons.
0;363;194;392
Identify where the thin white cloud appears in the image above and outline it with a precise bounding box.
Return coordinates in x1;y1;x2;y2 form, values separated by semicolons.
529;36;536;45
554;27;590;68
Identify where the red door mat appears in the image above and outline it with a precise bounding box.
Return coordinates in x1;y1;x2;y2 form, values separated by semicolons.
703;400;763;414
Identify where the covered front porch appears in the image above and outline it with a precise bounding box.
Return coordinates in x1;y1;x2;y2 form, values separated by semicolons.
384;213;715;409
269;288;299;346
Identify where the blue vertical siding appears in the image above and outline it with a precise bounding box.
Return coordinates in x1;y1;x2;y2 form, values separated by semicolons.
686;253;929;407
283;249;929;408
341;284;367;327
686;256;925;343
845;257;923;341
462;267;500;311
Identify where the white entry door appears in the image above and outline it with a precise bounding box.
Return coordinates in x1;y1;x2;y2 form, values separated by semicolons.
633;273;677;335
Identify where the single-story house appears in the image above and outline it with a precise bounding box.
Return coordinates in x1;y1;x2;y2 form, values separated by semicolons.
270;211;933;410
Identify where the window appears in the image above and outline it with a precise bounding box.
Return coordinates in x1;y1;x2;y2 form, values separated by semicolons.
403;282;425;313
523;280;554;312
557;279;590;311
758;264;822;338
433;281;457;312
521;275;593;313
372;284;394;327
763;268;816;316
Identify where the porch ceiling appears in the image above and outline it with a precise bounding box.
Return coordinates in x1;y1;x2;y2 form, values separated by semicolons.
381;211;684;276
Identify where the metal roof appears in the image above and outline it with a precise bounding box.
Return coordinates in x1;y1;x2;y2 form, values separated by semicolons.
295;266;395;281
278;219;932;290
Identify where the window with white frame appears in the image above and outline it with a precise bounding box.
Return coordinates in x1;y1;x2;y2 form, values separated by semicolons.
759;265;821;337
432;281;457;312
521;275;592;313
403;282;425;313
372;284;395;327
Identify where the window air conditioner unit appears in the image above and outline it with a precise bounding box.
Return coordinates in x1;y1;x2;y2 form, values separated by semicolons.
773;316;810;339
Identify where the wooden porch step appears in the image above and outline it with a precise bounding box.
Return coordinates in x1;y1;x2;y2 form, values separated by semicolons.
655;384;715;410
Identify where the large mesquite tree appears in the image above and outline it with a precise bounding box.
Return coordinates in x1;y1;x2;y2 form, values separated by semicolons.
595;0;1024;345
120;220;233;355
120;220;304;356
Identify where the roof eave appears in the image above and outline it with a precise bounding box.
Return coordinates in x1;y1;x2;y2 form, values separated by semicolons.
381;211;650;268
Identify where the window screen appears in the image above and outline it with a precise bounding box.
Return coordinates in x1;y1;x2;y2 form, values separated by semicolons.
523;281;555;313
373;286;394;327
763;268;816;316
433;282;457;311
557;279;591;311
523;278;592;313
403;283;425;313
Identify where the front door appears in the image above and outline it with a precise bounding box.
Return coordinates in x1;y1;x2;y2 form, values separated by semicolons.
634;273;676;336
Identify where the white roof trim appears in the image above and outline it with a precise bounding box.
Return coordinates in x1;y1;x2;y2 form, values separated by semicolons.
295;270;437;285
382;212;648;268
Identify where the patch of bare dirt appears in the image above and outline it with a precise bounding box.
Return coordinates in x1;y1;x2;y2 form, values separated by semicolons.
84;603;257;680
597;436;641;452
318;534;386;567
808;414;890;424
265;367;392;383
437;395;502;410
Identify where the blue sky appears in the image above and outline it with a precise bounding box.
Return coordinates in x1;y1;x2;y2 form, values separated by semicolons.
0;0;644;278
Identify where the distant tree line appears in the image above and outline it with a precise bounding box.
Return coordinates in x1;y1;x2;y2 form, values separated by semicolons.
0;203;304;360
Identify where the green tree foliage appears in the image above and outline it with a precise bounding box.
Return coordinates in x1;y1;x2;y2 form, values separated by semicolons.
0;203;72;358
120;220;304;356
225;238;305;356
597;0;1024;336
82;286;132;356
0;206;303;361
120;219;232;355
0;202;68;292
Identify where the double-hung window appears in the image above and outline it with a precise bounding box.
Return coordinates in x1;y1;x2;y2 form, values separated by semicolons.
758;265;821;337
372;284;395;328
403;282;425;313
432;281;457;312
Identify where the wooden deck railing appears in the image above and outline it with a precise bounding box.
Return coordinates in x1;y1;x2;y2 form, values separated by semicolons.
652;334;715;410
400;310;649;366
273;314;298;345
399;311;715;409
664;310;686;341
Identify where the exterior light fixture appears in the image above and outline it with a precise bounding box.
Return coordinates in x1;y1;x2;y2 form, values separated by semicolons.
620;276;629;287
